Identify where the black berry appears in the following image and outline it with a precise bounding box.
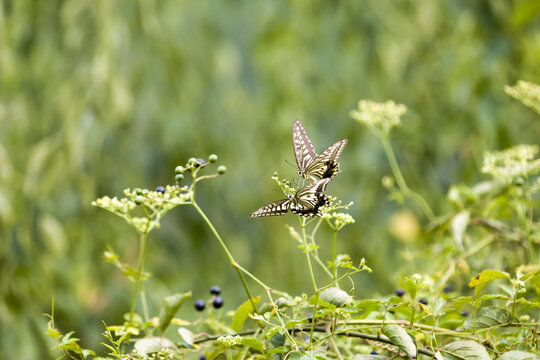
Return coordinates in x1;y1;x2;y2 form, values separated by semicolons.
443;285;453;293
155;186;165;194
395;289;405;297
370;350;379;355
419;298;428;305
212;296;224;309
461;311;469;317
194;299;205;311
195;158;206;167
210;286;221;295
199;355;207;360
307;313;313;323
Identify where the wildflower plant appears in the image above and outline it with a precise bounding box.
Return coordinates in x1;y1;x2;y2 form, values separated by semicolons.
46;82;540;359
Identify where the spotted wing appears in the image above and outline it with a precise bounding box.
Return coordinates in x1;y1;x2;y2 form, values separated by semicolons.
303;139;348;180
293;120;318;176
291;178;331;217
250;198;291;218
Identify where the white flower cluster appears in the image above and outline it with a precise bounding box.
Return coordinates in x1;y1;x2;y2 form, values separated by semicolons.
350;99;407;134
481;144;540;183
504;80;540;115
217;335;242;347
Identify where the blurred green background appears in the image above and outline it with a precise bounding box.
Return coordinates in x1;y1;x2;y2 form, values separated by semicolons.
1;0;540;358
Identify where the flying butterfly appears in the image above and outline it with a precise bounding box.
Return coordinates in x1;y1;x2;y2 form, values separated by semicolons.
250;178;331;218
293;119;348;181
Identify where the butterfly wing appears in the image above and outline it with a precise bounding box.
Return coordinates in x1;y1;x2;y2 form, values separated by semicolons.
250;198;291;218
293;120;318;176
304;139;348;180
291;178;331;217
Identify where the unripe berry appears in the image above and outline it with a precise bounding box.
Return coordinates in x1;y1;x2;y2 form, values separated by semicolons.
175;166;185;174
134;196;144;205
217;165;227;175
175;174;184;182
208;154;218;163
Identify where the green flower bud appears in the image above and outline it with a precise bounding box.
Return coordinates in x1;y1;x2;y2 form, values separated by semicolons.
175;166;185;174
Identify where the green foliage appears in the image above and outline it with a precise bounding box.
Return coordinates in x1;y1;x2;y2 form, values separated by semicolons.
44;88;540;359
3;1;540;359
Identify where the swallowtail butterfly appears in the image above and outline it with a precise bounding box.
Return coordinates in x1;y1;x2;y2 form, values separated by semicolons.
293;120;347;181
250;178;331;218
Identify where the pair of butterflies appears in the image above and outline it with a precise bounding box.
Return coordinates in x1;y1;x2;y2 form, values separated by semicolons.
250;120;347;218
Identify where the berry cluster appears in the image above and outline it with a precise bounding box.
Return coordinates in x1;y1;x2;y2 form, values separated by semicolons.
194;285;224;312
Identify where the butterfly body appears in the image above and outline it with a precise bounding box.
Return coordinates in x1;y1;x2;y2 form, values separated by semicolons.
293;120;347;181
250;178;331;218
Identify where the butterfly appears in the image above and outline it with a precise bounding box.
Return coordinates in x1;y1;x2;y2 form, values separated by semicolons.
250;178;331;218
293;120;348;181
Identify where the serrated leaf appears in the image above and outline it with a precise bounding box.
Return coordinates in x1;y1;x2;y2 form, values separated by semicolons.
469;270;510;297
320;287;352;307
287;352;317;360
447;296;474;309
499;350;540;360
516;298;540;309
403;278;418;300
442;340;490;360
240;337;264;353
134;337;174;355
458;307;511;331
158;292;192;332
270;333;285;348
477;293;509;303
177;327;194;346
231;296;261;332
451;210;469;250
382;324;416;358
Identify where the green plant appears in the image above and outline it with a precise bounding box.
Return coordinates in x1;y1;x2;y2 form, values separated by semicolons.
46;82;540;359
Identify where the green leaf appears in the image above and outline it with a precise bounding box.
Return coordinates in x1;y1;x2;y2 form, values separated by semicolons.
434;351;446;360
352;355;389;359
134;337;174;355
231;296;261;332
319;287;352;307
158;292;192;332
288;352;317;360
516;298;540;309
448;296;474;309
177;327;194;346
442;340;490;360
477;294;510;303
520;270;540;293
403;277;419;300
382;324;416;359
458;307;511;331
469;270;510;297
240;337;264;353
499;351;540;360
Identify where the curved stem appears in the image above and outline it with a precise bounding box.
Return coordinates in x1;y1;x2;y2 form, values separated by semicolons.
299;217;317;292
379;133;436;223
192;201;257;312
332;230;338;284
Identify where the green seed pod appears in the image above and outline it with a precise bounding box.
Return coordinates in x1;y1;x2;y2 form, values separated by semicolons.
134;196;144;205
175;173;184;182
217;165;227;175
175;166;185;174
187;157;197;166
208;154;218;163
135;188;143;195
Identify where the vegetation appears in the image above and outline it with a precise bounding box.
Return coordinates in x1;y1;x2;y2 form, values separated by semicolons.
2;1;540;359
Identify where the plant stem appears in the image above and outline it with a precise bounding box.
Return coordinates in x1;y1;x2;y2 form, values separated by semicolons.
379;133;436;223
192;201;257;312
332;230;338;284
129;232;148;323
299;217;318;292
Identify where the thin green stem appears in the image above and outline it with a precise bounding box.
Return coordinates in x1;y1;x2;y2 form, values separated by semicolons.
379;132;436;223
332;230;338;284
191;201;257;312
299;217;317;292
129;232;148;323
